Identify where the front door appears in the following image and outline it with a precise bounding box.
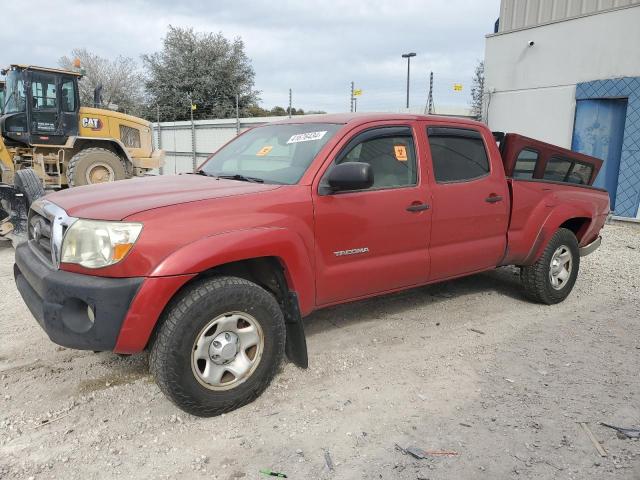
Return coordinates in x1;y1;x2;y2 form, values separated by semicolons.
424;125;509;281
313;124;431;305
571;98;627;210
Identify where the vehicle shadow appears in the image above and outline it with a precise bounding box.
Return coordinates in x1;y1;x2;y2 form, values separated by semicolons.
303;266;526;336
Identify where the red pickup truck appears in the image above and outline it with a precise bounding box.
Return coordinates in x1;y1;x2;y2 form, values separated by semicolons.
14;113;609;416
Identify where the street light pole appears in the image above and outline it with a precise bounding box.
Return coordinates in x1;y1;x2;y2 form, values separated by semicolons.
401;52;416;110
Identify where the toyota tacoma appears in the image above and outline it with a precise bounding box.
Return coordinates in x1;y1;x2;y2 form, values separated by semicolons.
14;113;610;416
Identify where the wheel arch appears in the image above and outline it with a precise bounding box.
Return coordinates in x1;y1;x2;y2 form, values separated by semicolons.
149;227;315;314
67;137;133;165
115;228;315;360
524;209;593;265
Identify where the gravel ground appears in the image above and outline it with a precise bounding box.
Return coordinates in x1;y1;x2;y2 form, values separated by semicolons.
1;221;639;480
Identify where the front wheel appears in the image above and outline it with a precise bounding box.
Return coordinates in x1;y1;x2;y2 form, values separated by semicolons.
149;276;286;417
520;228;580;305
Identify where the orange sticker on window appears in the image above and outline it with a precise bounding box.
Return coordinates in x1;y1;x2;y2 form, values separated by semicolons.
394;145;408;161
256;146;273;156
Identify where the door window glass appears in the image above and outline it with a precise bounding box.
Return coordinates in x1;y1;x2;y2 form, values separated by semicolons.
513;149;538;179
31;73;57;110
61;79;76;112
427;128;490;182
335;127;417;189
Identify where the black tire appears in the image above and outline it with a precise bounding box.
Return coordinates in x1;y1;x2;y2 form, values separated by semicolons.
149;276;286;417
14;168;45;208
66;147;127;187
520;228;580;305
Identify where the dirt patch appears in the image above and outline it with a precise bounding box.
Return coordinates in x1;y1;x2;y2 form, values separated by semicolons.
77;370;152;394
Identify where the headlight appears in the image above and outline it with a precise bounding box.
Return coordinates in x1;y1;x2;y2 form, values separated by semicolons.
61;220;143;269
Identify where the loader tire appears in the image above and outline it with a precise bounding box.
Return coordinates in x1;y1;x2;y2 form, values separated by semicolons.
67;148;127;187
14;168;45;208
150;276;286;417
520;228;580;305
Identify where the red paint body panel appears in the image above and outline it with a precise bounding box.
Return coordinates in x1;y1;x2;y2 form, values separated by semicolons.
311;120;431;304
420;121;511;279
38;113;608;353
502;179;609;265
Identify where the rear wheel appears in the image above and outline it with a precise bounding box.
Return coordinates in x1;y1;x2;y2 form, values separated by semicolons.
520;228;580;304
67;147;127;187
149;276;286;417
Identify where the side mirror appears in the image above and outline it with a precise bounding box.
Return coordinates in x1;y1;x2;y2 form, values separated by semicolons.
326;162;374;192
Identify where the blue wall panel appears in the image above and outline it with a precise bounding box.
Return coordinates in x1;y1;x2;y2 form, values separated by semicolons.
576;77;640;218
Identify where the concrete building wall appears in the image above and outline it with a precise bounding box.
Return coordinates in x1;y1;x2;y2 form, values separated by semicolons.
498;0;639;32
485;4;640;217
485;5;640;147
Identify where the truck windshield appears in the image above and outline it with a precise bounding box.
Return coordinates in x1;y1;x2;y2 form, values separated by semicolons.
3;70;26;114
200;123;342;184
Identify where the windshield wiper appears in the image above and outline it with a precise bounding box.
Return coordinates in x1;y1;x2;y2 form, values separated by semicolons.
216;174;264;183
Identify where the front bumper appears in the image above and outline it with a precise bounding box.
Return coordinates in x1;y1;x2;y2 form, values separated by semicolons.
14;242;143;351
579;236;602;257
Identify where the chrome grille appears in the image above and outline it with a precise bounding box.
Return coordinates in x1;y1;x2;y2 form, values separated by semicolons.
28;210;53;263
28;199;77;268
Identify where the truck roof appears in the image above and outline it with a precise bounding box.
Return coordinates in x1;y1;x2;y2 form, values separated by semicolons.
271;112;485;128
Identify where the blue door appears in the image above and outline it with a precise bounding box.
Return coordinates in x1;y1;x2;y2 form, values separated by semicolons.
571;99;627;210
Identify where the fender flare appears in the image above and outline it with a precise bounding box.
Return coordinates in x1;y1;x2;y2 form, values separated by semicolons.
523;205;593;265
150;227;316;316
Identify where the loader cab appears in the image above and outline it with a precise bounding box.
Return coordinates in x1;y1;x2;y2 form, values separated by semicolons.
0;65;80;147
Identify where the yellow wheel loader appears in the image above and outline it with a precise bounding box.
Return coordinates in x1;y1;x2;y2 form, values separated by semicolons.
0;64;164;241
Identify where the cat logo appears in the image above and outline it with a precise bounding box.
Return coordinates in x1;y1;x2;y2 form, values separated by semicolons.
82;117;103;130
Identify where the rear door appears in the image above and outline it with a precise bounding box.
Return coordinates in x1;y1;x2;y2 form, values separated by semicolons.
312;123;431;305
423;124;509;280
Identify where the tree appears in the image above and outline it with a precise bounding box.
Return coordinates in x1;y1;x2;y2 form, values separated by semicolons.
470;60;485;121
143;26;259;121
245;104;315;117
59;49;144;115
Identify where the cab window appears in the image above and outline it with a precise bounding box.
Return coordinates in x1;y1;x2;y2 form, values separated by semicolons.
61;79;76;112
330;126;417;190
31;73;57;110
427;127;490;183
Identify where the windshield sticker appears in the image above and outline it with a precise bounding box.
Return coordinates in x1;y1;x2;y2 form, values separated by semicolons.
286;131;327;144
256;145;273;156
394;145;408;161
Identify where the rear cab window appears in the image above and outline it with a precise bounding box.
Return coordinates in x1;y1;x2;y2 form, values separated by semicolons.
426;127;490;183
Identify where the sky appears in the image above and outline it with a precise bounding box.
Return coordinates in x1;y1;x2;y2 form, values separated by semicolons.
1;0;500;113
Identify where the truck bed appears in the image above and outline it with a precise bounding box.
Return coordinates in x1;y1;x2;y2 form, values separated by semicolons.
503;177;609;266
